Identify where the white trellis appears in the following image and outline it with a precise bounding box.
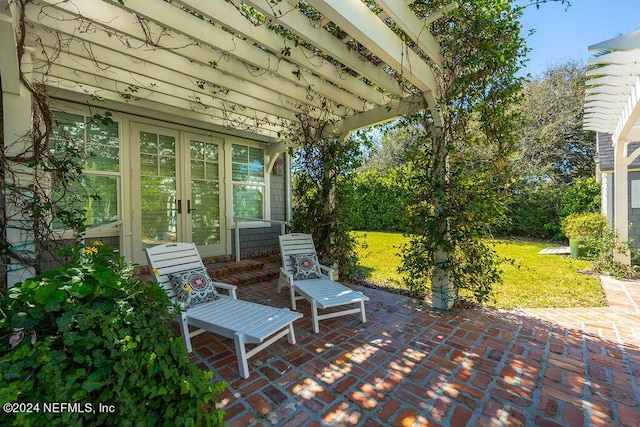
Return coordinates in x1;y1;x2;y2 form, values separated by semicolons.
584;30;640;264
6;0;450;140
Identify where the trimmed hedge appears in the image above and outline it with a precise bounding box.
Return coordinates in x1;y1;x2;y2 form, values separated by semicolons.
350;170;600;241
350;168;411;232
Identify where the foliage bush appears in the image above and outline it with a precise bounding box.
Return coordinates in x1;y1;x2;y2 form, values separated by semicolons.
0;243;225;427
559;177;601;218
588;227;639;277
561;212;608;241
350;168;411;232
560;213;640;277
499;177;601;240
503;181;563;239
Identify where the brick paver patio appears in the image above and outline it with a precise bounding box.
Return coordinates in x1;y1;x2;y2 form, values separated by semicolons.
188;275;640;426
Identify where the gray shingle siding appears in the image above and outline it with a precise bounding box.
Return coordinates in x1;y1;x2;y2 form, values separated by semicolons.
598;132;640;171
598;132;614;171
36;235;121;273
598;133;640;251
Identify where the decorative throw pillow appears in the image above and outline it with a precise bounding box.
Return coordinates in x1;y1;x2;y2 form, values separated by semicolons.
291;253;321;280
169;269;219;308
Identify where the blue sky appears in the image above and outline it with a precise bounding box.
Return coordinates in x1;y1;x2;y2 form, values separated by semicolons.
518;0;640;76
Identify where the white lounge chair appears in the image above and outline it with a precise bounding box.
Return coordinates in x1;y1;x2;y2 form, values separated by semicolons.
278;233;369;333
146;242;302;379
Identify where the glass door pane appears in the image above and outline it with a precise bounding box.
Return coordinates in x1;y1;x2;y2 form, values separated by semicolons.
189;137;222;246
140;130;177;248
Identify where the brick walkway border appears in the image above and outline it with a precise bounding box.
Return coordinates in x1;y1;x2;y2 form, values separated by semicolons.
187;276;640;426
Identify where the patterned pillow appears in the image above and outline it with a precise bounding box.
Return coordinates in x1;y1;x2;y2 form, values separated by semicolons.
291;254;321;280
169;269;220;308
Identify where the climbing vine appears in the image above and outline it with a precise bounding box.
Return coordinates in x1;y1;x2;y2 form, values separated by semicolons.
288;111;368;279
396;0;531;306
1;0;102;284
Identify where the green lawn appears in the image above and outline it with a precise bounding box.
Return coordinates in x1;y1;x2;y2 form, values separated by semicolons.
353;231;606;309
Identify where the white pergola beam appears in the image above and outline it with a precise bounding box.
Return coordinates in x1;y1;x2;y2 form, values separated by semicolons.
587;75;638;87
28;27;310;123
585;31;640;266
241;0;407;97
586;63;640;77
37;61;291;133
585;101;625;110
375;0;443;68
16;0;447;143
422;2;459;25
614;77;640;143
586;86;633;95
589;30;640;52
25;7;349;121
306;0;438;95
30;34;296;122
46;78;281;138
174;0;388;107
588;50;640;66
0;15;22;95
331;95;425;137
39;0;360;114
37;70;286;136
98;0;370;111
586;93;627;103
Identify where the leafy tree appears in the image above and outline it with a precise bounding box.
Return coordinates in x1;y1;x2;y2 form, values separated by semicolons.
498;60;598;239
518;59;595;183
358;126;412;173
559;177;600;217
350;167;413;232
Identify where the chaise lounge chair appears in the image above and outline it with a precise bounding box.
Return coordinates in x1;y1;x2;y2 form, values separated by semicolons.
278;233;369;333
146;242;302;378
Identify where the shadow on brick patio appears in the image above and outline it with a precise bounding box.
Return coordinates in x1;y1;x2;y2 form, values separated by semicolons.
185;275;640;427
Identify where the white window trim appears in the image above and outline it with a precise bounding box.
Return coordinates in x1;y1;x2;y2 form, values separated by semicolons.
50;108;123;240
225;138;271;229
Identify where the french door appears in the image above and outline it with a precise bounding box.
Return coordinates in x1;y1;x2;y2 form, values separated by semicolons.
131;123;225;264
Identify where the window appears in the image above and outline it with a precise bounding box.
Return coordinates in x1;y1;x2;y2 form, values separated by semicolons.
231;143;265;219
51;112;120;231
139;130;177;244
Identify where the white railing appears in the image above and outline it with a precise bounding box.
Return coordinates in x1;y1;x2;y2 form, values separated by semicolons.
77;220;124;242
233;217;288;261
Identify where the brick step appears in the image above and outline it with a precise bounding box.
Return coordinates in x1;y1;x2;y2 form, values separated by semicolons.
137;264;280;288
135;250;282;287
134;249;280;275
257;253;283;264
205;259;266;277
210;265;280;286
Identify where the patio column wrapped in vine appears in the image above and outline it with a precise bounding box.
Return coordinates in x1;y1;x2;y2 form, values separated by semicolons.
288;110;365;280
398;0;531;307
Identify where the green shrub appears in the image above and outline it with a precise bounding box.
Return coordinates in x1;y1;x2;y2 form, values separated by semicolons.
559;177;601;218
561;212;608;240
497;178;600;240
350;167;411;232
0;243;225;427
560;213;639;276
505;182;563;239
